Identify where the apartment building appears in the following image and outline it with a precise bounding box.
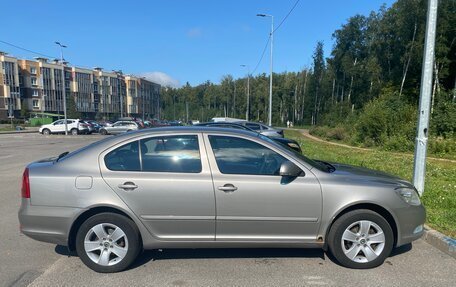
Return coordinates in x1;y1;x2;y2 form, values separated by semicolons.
0;52;21;118
17;57;67;116
93;68;123;118
70;67;94;114
0;52;161;120
125;75;160;119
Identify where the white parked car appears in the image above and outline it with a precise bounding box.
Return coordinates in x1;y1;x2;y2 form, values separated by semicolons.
39;119;90;135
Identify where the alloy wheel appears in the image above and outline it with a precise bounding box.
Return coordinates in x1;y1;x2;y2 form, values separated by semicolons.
84;223;129;266
341;220;385;263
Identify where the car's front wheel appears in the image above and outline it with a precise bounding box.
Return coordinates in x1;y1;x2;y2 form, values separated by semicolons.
42;128;51;135
328;209;394;269
75;213;141;273
100;129;108;135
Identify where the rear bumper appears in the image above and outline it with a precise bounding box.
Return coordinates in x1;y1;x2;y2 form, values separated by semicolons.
18;199;83;246
395;204;426;247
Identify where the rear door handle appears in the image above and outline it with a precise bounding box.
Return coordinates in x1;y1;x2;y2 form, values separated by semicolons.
218;184;237;192
118;182;138;191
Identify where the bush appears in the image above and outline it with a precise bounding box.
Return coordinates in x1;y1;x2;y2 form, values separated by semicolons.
428;137;456;156
431;94;456;138
327;126;348;141
310;125;349;142
309;126;329;138
355;88;417;146
383;135;414;152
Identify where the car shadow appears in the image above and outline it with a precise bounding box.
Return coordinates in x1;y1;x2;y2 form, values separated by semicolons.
130;248;328;270
54;243;413;271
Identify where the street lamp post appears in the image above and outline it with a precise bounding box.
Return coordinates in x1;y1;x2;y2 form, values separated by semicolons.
240;64;250;121
55;41;68;135
257;13;274;126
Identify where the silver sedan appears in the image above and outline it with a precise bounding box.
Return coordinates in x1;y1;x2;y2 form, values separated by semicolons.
99;121;140;135
18;127;425;273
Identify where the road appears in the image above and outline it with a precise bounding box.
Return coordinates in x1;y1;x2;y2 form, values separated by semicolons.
1;133;455;287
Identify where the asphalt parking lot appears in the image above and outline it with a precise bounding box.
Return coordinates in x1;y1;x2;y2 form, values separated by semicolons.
1;133;455;287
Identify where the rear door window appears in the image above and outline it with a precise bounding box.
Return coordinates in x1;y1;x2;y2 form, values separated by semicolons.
140;135;201;173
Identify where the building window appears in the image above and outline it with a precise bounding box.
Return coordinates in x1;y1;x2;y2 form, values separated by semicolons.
30;67;37;74
31;77;37;86
32;90;39;97
32;100;39;108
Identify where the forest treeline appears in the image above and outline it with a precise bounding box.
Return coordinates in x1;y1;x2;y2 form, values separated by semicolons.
161;0;455;154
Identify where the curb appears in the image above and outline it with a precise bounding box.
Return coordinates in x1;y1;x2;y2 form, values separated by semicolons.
0;130;38;135
423;225;456;259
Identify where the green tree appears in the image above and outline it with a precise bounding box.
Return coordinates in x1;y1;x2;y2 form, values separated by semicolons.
66;95;81;119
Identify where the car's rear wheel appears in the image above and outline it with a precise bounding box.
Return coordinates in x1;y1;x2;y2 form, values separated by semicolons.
42;128;51;135
75;213;141;273
328;209;394;269
71;128;79;135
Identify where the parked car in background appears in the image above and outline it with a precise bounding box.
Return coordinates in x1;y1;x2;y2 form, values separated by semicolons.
195;122;301;153
211;117;246;123
99;121;140;135
118;117;145;128
19;126;425;272
87;121;102;133
99;121;113;127
150;119;170;127
39;119;90;135
235;121;284;138
80;121;95;134
169;120;183;126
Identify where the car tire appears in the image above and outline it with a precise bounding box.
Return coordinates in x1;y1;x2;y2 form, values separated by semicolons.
100;129;108;135
71;128;79;135
327;209;394;269
42;129;51;135
75;213;141;273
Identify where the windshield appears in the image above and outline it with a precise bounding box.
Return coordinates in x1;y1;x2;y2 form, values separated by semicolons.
258;134;330;172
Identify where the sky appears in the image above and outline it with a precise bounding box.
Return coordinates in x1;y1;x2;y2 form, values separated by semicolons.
1;0;395;87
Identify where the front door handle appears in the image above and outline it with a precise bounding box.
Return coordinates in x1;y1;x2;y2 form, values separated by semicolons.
118;182;138;191
218;184;237;192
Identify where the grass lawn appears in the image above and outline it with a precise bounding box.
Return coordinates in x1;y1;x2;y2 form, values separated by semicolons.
286;130;456;238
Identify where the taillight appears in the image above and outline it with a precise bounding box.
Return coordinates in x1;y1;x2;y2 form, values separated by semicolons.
21;168;30;198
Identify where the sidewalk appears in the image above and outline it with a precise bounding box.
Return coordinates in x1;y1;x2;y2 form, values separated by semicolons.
0;127;39;134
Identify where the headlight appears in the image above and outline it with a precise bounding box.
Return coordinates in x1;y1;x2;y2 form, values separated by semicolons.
395;187;421;205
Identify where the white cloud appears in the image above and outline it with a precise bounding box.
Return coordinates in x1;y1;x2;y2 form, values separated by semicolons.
140;71;180;88
187;27;202;38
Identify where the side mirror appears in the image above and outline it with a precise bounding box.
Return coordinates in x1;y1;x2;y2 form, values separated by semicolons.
279;161;303;177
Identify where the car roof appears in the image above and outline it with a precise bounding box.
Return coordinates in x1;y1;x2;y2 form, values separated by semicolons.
128;126;257;136
59;126;261;162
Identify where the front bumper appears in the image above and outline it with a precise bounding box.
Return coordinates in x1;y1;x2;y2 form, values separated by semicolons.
18;199;83;246
394;203;426;247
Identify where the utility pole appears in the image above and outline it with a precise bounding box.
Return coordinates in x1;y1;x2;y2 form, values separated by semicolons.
141;78;145;120
241;64;250;121
113;70;124;118
412;0;438;196
233;81;236;117
55;41;68;135
257;13;274;126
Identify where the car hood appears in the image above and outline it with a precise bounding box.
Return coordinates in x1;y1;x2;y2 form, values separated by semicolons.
330;162;413;187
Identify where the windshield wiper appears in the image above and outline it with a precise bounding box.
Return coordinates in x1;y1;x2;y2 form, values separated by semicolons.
315;160;336;172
